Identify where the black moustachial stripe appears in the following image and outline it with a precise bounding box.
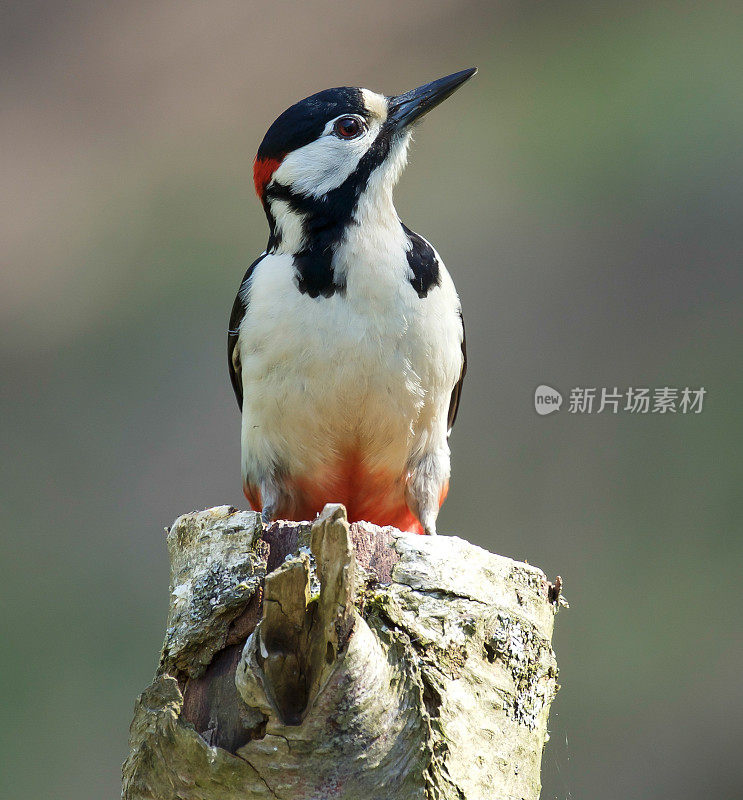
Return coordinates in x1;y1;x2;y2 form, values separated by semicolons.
401;223;441;298
264;122;395;298
228;253;265;410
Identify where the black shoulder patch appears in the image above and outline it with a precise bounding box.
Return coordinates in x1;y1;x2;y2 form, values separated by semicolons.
228;254;265;411
402;223;441;298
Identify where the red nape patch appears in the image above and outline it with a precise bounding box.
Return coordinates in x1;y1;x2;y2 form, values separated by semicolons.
253;156;283;198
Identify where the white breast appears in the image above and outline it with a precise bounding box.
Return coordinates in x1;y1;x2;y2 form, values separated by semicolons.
236;219;463;488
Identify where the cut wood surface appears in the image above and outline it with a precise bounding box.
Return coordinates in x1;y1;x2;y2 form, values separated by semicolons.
122;504;562;800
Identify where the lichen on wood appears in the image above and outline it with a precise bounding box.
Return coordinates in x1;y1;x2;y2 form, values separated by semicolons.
159;506;266;679
123;504;562;800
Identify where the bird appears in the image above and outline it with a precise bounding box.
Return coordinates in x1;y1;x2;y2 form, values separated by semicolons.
228;68;474;535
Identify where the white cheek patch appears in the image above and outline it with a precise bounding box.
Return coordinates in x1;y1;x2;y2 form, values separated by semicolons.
271;116;384;198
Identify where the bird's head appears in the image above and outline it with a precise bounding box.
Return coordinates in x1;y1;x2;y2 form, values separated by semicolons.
253;69;476;248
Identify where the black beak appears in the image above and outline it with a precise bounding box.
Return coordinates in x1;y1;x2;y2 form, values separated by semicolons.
388;68;477;130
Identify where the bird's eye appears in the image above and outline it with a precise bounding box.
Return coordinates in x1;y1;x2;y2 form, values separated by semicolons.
334;116;365;139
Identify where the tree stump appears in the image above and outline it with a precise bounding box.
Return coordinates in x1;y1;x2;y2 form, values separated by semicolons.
122;503;562;800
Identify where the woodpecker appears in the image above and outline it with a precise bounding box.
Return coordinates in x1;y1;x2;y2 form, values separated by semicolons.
228;68;475;535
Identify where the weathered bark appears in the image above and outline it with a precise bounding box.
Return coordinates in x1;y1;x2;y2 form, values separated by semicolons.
123;503;563;800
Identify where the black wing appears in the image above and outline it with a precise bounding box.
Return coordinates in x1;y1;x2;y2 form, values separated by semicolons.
401;222;441;298
447;309;466;433
228;255;265;411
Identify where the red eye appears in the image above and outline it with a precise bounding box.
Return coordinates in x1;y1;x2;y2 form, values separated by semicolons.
334;116;364;139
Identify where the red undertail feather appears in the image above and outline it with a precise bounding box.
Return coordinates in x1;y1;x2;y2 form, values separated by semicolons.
243;451;450;535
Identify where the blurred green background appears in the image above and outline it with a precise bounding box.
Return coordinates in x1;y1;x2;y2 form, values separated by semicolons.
2;1;742;797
